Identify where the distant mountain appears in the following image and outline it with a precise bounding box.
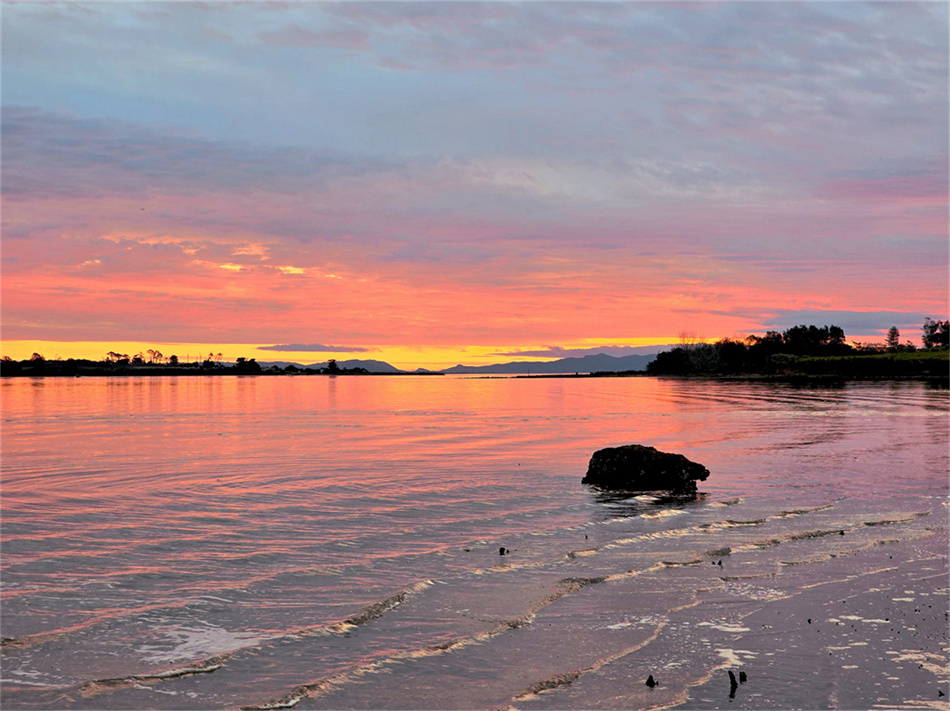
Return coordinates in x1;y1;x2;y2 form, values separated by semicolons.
441;352;656;374
255;353;656;375
257;359;405;373
321;359;405;373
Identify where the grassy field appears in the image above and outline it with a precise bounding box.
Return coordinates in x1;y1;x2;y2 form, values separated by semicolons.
790;349;949;377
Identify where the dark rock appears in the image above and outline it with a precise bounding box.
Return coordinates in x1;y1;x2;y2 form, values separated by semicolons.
739;671;747;683
728;670;739;698
582;445;709;493
645;675;656;688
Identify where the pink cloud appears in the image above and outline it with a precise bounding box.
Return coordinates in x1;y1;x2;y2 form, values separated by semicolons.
821;173;949;201
257;24;369;50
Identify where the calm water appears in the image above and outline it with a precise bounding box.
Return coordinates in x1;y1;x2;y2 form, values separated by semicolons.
2;375;947;709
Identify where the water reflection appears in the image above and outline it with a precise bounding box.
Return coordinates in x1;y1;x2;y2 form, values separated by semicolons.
586;488;707;520
0;376;946;710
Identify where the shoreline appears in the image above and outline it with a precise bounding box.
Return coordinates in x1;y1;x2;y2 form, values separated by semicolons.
2;370;947;384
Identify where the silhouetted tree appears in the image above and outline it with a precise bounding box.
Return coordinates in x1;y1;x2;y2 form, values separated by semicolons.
169;355;179;365
651;324;853;375
326;358;340;374
647;347;692;375
782;325;828;355
922;318;949;349
0;356;23;375
885;326;900;351
0;355;21;376
715;338;748;373
30;352;45;361
745;331;783;368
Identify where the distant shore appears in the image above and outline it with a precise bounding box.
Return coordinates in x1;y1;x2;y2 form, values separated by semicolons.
4;368;946;384
0;362;442;378
3;342;947;381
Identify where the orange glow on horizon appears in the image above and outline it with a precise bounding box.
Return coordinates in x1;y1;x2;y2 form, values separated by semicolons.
1;331;902;372
1;339;687;371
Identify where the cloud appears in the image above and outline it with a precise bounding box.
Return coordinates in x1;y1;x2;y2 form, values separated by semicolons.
258;343;370;353
491;345;678;358
1;107;394;201
821;172;949;201
2;3;946;353
755;310;933;336
258;24;370;50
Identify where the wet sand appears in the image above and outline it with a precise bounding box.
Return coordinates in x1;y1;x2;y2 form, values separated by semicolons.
233;498;949;711
517;519;949;711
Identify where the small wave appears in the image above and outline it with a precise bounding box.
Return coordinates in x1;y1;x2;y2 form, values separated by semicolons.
244;575;611;710
661;559;703;567
864;512;930;526
719;572;777;581
565;548;598;559
641;509;687;519
776;503;835;517
339;579;433;629
511;620;669;703
1;564;356;653
709;497;742;507
696;621;751;633
787;528;846;540
79;653;230;698
293;579;434;638
69;579;436;700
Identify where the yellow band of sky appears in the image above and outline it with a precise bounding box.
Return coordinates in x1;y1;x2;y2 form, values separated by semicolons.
1;339;676;371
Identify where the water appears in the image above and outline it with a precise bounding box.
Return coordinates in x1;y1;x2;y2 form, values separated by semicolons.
2;375;947;709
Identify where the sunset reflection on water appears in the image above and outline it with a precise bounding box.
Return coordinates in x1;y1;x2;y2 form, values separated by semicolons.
2;376;947;709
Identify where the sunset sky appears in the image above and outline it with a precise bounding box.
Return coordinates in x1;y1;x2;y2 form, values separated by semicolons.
3;2;948;369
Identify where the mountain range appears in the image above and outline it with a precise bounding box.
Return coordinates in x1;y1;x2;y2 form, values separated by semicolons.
441;352;655;374
258;353;657;374
257;359;410;373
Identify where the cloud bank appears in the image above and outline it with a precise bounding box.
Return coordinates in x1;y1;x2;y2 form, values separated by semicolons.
3;2;946;359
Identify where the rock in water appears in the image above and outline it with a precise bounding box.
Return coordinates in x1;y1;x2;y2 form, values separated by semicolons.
582;445;709;493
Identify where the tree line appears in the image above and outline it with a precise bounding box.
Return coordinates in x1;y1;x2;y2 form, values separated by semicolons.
0;351;374;377
647;319;949;377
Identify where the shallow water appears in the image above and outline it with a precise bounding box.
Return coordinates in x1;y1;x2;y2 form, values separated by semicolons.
1;375;947;709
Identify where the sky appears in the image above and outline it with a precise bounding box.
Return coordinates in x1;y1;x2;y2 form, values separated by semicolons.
2;2;948;369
